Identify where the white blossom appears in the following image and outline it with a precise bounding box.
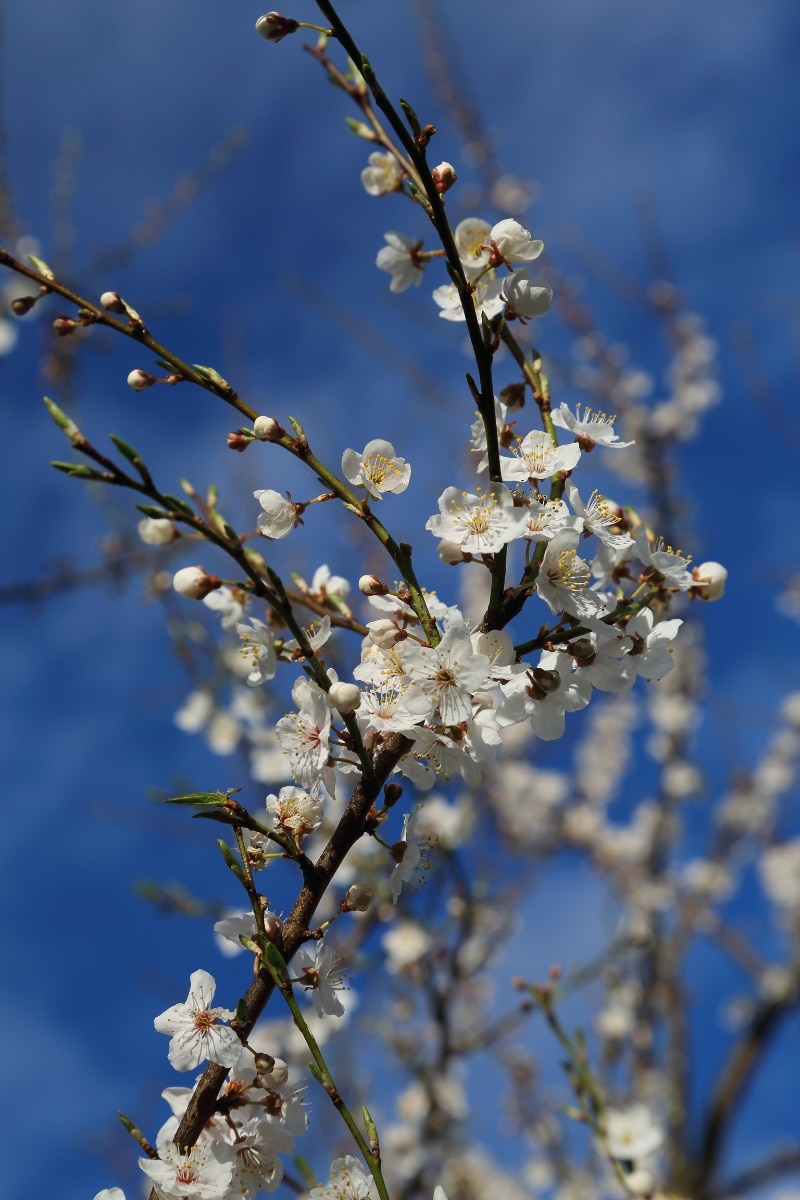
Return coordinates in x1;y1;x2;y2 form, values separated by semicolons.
499;428;581;483
551;402;633;449
237;617;277;685
604;1104;663;1163
402;614;491;725
342;438;411;499
503;269;552;320
294;940;347;1017
426;483;528;554
254;489;299;539
536;530;606;619
153;969;242;1072
361;151;403;196
276;677;332;787
266;785;324;839
309;1155;374;1200
376;231;424;292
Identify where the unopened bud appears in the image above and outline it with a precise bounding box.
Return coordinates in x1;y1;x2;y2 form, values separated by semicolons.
127;369;156;391
262;913;282;941
11;295;37;316
567;638;595;665
529;667;561;698
328;681;362;714
431;161;457;194
358;573;388;596
436;539;467;565
255;12;299;42
499;381;526;411
367;619;405;649
256;1054;289;1088
343;883;373;912
138;516;177;546
692;560;727;601
383;783;403;808
623;1170;654;1197
52;317;79;336
227;430;251;452
100;291;125;312
253;415;283;441
172;565;222;599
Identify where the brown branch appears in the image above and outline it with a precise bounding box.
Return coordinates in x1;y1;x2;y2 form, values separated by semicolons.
168;731;412;1151
694;993;799;1194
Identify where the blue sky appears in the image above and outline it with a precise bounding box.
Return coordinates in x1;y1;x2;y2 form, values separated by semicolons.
2;2;799;1197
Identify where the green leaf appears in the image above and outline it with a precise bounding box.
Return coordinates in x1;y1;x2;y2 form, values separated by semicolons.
165;791;227;806
234;997;249;1024
136;503;171;520
109;434;148;474
344;116;373;140
162;493;196;519
362;1104;380;1150
192;809;243;827
399;97;421;137
262;939;291;986
217;838;245;882
43;395;80;439
193;363;230;389
28;254;55;281
117;296;143;324
51;461;103;479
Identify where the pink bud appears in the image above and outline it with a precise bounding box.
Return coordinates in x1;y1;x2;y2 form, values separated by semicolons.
431;161;457;193
227;430;251;452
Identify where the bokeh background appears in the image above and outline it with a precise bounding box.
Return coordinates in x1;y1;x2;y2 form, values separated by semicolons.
1;2;799;1197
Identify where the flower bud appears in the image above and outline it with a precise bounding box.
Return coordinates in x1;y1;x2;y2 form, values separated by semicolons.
436;539;467;564
262;913;282;941
692;560;727;601
127;369;156;391
138;516;177;546
11;295;37;316
227;430;251;452
623;1170;654;1197
100;291;125;312
256;1054;289;1088
172;565;221;599
255;12;299;42
53;317;79;336
431;161;457;193
253;415;283;440
367;619;406;649
343;883;373;912
499;382;526;411
328;681;362;714
383;783;403;808
358;573;389;596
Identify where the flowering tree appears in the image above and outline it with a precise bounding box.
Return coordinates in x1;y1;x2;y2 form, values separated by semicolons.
3;5;800;1200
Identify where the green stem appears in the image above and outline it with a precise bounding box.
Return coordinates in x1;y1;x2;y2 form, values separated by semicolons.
264;947;391;1200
